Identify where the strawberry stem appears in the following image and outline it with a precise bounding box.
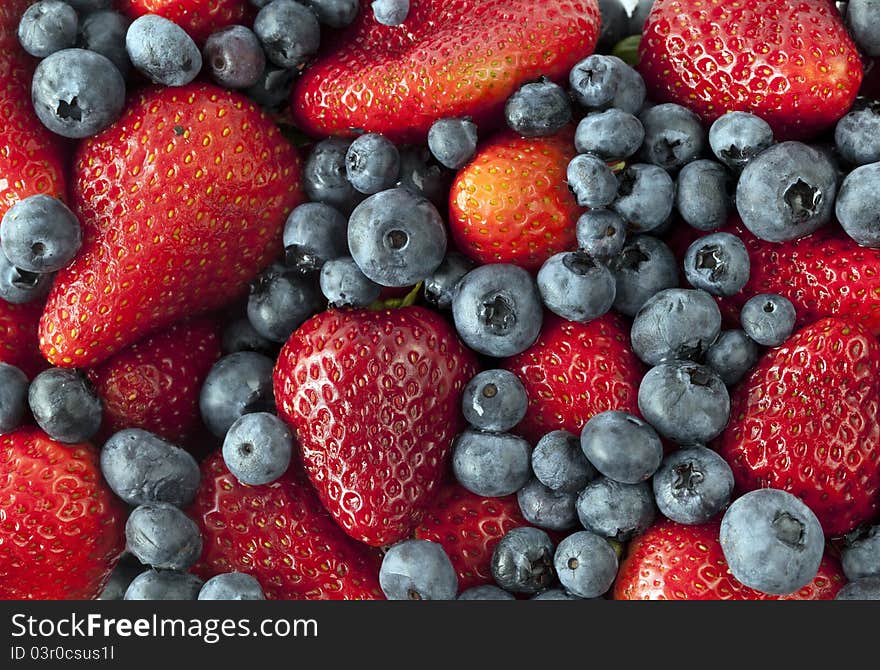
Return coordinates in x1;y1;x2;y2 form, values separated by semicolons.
612;35;641;67
366;283;423;311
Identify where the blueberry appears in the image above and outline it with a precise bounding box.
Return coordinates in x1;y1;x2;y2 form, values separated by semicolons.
553;531;618;599
0;363;28;435
199;573;266;600
320;256;381;308
452;264;543;357
576;477;656;541
517;478;579;531
530;589;582;600
675;160;733;232
735;141;837;242
101;428;201;507
199;352;276;438
247;264;323;343
125;503;203;571
98;553;144;601
639;103;707;171
847;0;880;57
379;539;458;600
303;138;364;214
630;288;722;365
683;232;750;297
28;368;101;443
537;251;616;323
283;202;349;276
126;14;202;86
31;48;126;139
428;117;478;170
720;488;825;595
532;430;596;494
245;65;296;114
628;0;655;33
835;101;880;167
612;163;675;232
705;329;760;386
222;412;293;485
462;369;528;433
18;1;78;58
221;319;277;357
637;362;731;444
77;10;131;76
652;446;734;525
423;252;474;310
395;145;451;206
567;154;618;208
303;0;360;28
1;195;81;274
841;526;880;581
452;428;532;497
0;252;54;304
255;0;321;69
609;235;679;317
575;209;627;261
574;109;644;160
836;162;880;247
580;411;663;484
345;133;401;195
740;293;796;347
595;0;629;53
457;585;515;600
371;0;410;26
505;78;572;138
66;0;112;10
708;111;774;172
569;54;646;115
203;25;265;90
490;527;556;594
124;570;203;601
836;578;880;600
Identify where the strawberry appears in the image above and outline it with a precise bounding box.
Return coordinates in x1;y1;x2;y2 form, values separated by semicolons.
273;306;478;547
614;518;845;600
501;313;644;444
190;451;383;600
638;0;863;140
118;0;253;43
449;128;582;273
87;317;222;445
716;317;880;537
0;299;48;379
291;0;601;143
39;83;303;369
0;427;126;600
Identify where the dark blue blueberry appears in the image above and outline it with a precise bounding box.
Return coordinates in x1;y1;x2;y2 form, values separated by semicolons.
423;252;474;310
683;232;750;297
596;0;629;53
835;101;880;166
580;410;663;484
575;209;627;261
18;1;78;58
77;10;131;76
462;369;528;433
630;288;722;365
736;141;837;242
458;585;515;600
569;54;646;114
379;539;458;600
101;428;201;507
222;412;293;485
28;367;102;443
428;117;478;170
348;187;446;286
530;589;582;600
452;428;532;497
125;503;203;571
574;109;644;160
705;329;760;386
740;293;796;347
0;363;28;435
576;477;656;541
98;553;144;601
505;78;572;138
246;65;296;114
835;578;880;600
553;531;618;599
841;525;880;581
31;48;126;138
254;0;320;69
652;446;734;525
567;154;618;208
247;264;323;343
371;0;410;26
221;319;277;357
532;430;596;494
537;251;616;323
345;133;401;195
609;234;679;317
490;527;556;594
708;111;774;172
0;252;53;304
836;161;880;247
283;202;348;276
199;352;276;438
720;488;824;595
66;0;112;10
1;195;81;274
126;14;202;86
203;25;265;90
451;263;543;357
637;362;731;444
612;163;675;232
304;0;360;28
847;0;880;57
199;572;266;600
303;138;364;214
395;145;452;206
517;478;579;531
675;159;732;231
124;570;203;601
320;256;381;308
639;103;707;171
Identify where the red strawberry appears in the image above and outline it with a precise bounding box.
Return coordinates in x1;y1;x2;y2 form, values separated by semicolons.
449;128;582;273
87;317;222;445
274;306;478;547
118;0;253;43
0;427;126;600
291;0;601;143
501;313;644;444
614;518;845;600
0;300;48;379
716;317;880;537
190;451;383;600
638;0;862;140
40;83;303;369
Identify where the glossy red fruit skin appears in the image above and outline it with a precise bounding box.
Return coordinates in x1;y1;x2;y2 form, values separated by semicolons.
0;428;126;600
0;300;49;379
717;318;880;537
190;452;383;600
40;83;303;369
291;0;601;143
638;0;862;140
274;307;479;547
449;129;583;273
118;0;253;43
502;313;644;444
614;519;845;600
